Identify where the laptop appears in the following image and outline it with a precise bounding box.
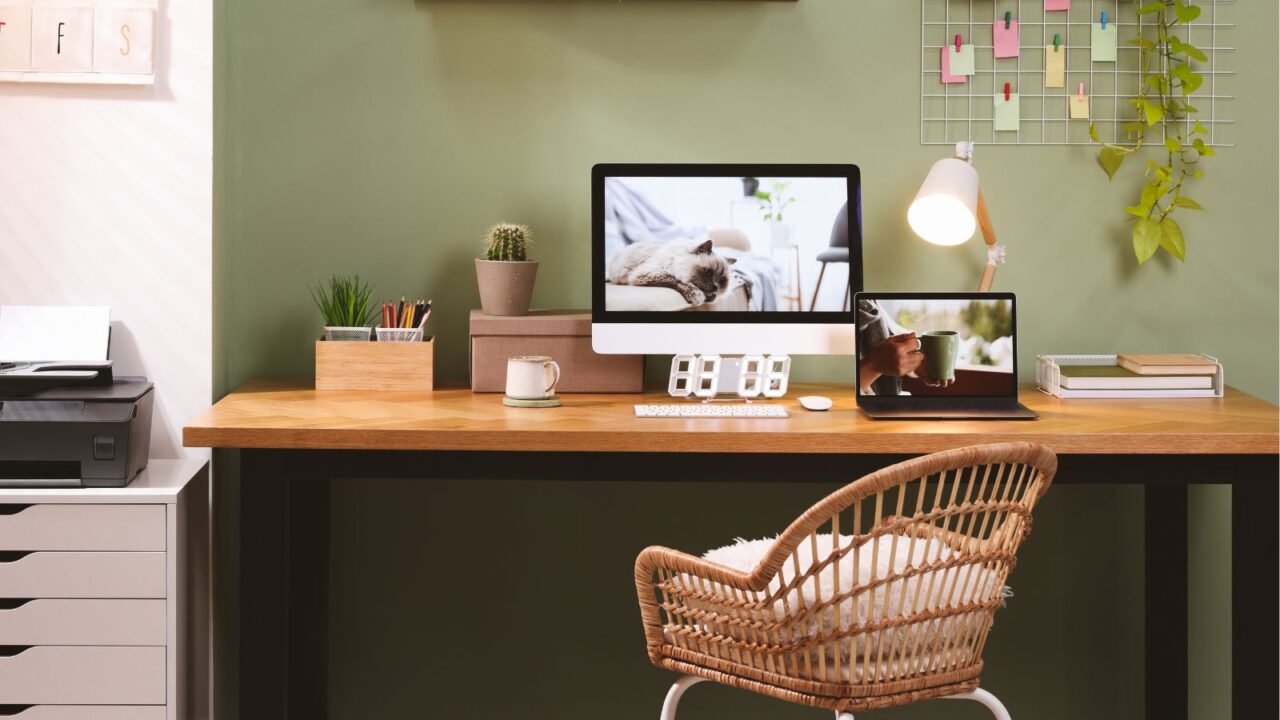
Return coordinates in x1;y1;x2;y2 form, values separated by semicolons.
854;292;1036;420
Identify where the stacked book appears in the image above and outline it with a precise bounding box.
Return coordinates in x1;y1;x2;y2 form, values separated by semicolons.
1055;354;1220;398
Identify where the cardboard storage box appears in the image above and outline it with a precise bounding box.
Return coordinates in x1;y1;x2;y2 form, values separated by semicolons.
315;337;434;391
469;309;643;393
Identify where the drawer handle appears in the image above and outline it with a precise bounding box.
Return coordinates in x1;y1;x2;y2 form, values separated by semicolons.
0;647;31;658
0;552;30;564
0;600;31;611
0;707;33;717
0;506;30;516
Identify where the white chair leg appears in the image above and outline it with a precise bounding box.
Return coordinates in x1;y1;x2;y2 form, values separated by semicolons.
942;688;1011;720
660;675;708;720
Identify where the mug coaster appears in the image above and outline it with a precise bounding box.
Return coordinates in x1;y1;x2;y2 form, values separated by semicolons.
503;395;562;408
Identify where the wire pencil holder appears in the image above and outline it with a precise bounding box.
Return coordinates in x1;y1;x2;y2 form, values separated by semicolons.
375;317;429;343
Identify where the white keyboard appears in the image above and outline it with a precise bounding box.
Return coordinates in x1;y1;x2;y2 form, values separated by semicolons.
634;403;790;418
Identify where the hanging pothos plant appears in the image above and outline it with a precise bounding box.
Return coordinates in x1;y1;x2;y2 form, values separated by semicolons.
1091;0;1214;265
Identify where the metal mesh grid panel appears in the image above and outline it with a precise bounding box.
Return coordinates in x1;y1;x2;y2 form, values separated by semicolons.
920;0;1234;146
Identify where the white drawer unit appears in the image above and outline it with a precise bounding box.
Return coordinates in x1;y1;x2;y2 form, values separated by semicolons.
0;504;165;551
0;646;166;705
0;552;166;599
0;708;166;719
0;461;208;720
0;599;166;646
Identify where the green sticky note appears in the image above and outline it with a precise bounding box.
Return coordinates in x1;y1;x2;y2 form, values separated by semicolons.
1092;23;1117;62
947;45;975;76
994;94;1020;131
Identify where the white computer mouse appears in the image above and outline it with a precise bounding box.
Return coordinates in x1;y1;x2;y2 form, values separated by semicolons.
798;396;833;412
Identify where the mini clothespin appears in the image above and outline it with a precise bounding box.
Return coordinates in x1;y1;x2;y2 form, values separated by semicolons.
1101;11;1108;30
955;34;963;53
1077;82;1085;98
1004;82;1012;101
1004;11;1012;29
1053;33;1061;51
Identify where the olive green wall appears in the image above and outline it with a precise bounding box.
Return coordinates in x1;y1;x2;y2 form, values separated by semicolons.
216;1;1276;718
219;0;1278;401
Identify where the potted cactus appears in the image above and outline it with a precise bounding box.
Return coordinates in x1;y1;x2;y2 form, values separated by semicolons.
475;223;537;316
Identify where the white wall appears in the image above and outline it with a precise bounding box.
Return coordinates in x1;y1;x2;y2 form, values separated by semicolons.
0;0;212;459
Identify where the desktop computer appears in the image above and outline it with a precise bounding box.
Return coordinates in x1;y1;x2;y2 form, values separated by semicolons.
591;163;862;414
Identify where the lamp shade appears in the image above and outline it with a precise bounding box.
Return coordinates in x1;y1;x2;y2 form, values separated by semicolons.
908;157;980;246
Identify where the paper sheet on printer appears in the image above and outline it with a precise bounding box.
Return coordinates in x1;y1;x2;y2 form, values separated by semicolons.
0;306;111;362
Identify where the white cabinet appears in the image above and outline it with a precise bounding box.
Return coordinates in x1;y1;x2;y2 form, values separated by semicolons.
0;461;209;719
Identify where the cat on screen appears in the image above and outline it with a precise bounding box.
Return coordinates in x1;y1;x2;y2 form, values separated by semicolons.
607;239;736;307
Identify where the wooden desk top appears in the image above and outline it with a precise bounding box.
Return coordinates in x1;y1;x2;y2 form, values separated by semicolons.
183;379;1279;455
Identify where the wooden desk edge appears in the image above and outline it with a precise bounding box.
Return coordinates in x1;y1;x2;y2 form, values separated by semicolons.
183;380;1280;455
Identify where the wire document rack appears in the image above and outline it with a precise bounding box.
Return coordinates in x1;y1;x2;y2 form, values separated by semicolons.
920;0;1235;146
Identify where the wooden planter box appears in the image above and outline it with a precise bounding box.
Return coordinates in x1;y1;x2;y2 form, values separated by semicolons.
315;337;434;391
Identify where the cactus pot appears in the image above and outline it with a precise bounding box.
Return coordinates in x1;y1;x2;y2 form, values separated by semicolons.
475;259;538;316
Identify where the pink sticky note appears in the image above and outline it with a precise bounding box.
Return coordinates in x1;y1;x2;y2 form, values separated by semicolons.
1045;0;1070;10
993;20;1020;58
940;47;965;84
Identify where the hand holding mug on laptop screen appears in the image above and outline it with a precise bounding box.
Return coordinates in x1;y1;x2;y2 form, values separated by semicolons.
917;331;959;387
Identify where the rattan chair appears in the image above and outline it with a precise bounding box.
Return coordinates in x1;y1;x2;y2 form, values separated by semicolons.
635;443;1057;720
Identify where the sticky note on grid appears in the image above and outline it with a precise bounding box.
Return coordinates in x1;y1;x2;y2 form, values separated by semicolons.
1045;0;1070;10
1045;46;1066;87
994;94;1021;131
948;45;975;76
1092;23;1117;61
993;20;1019;58
1070;92;1090;119
940;47;965;84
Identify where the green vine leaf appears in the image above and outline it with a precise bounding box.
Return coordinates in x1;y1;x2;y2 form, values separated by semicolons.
1099;146;1126;179
1133;219;1162;264
1175;3;1202;24
1192;138;1216;157
1142;100;1164;127
1160;217;1186;261
1137;2;1165;15
1182;43;1208;62
1164;137;1181;153
1171;65;1204;94
1175;196;1205;211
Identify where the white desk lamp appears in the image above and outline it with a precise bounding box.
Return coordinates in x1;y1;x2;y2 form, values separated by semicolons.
907;141;1005;292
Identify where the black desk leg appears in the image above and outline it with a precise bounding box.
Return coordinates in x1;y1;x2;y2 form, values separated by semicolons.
239;450;330;719
239;450;289;719
288;471;330;719
1232;474;1279;718
1145;484;1189;720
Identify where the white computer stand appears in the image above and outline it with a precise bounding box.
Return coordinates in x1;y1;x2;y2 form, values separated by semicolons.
667;354;791;401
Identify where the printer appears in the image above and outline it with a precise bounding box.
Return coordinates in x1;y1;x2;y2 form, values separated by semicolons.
0;306;153;488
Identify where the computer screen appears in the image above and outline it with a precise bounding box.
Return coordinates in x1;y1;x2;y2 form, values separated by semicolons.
592;164;861;354
855;293;1017;398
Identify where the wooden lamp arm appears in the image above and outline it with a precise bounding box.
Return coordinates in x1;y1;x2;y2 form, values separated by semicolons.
976;189;1002;292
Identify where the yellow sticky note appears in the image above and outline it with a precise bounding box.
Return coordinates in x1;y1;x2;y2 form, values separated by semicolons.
994;94;1020;131
948;45;975;76
1045;46;1065;88
1092;23;1117;62
1070;94;1090;119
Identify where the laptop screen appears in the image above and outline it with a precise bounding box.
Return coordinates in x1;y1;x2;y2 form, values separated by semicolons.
854;293;1017;399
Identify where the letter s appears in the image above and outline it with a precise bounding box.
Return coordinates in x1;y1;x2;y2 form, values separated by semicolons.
119;24;131;56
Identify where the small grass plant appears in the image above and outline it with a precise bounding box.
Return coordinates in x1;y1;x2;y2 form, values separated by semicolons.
310;273;376;327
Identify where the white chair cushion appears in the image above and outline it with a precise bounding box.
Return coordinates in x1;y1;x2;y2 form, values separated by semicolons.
695;534;1007;679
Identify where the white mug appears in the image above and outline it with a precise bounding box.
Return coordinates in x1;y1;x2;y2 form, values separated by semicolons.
505;356;560;400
